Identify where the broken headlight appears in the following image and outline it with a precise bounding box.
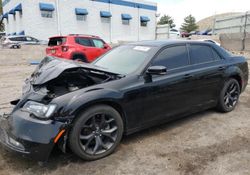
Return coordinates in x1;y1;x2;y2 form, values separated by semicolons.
22;101;57;119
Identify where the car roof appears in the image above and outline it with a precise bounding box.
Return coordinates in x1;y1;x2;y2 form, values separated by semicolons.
127;40;214;47
49;34;100;39
6;35;28;38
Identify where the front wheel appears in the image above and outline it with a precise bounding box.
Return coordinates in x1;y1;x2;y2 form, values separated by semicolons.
217;78;240;112
69;105;124;160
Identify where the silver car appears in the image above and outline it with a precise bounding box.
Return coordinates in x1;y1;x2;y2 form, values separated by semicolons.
1;35;47;48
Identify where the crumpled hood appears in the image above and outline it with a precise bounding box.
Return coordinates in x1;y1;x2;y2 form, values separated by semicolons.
30;57;119;85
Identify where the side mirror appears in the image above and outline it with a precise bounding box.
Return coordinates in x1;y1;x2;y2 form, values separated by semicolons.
146;66;167;75
103;43;109;49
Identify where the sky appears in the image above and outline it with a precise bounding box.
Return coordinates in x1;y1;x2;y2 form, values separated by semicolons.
150;0;250;29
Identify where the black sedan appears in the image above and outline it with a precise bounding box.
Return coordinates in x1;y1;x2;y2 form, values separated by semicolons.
0;40;248;161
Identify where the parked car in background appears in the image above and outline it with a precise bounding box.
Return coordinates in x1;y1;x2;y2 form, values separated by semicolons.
1;35;47;48
0;40;248;162
169;28;180;39
197;29;212;35
0;36;21;49
189;31;199;36
0;32;6;39
46;34;111;63
181;31;190;38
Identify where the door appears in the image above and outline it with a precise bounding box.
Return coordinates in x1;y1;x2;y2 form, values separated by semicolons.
25;37;39;45
138;45;198;125
75;37;97;61
91;39;109;58
187;44;226;106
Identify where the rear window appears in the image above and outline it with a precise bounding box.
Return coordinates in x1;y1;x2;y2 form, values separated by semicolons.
48;37;66;46
152;45;189;70
190;45;214;64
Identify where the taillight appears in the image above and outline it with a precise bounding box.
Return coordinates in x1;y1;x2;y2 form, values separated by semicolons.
62;46;69;52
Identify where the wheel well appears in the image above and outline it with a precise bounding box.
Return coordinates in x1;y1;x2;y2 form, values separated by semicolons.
73;101;127;131
229;75;242;90
71;53;87;60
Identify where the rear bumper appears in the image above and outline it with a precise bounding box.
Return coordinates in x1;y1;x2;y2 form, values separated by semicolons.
0;110;65;161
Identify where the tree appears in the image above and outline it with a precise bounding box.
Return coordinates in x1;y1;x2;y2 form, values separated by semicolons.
0;0;4;32
157;15;176;28
180;14;198;33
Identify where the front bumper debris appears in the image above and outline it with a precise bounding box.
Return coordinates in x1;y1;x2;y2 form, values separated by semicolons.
0;110;65;161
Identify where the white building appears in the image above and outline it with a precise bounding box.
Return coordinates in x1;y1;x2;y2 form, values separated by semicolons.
1;0;157;43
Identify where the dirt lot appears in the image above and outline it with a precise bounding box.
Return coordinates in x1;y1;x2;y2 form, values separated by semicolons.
0;46;250;175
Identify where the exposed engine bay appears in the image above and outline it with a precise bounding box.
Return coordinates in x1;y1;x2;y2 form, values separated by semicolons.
44;68;119;98
23;57;123;102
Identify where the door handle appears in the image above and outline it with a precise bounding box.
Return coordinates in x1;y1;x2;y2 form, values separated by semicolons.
184;74;194;79
218;66;225;71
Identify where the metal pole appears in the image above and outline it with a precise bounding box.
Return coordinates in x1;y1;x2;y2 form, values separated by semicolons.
212;12;216;35
56;0;61;36
138;7;140;41
242;11;248;51
109;1;112;43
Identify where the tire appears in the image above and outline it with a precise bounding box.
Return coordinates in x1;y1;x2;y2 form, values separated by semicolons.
69;105;124;160
72;54;87;63
217;78;240;112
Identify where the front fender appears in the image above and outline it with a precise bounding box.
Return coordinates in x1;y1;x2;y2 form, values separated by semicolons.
51;88;124;119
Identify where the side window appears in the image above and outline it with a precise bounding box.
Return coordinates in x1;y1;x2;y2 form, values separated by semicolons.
211;48;221;60
152;45;189;70
75;37;93;47
190;45;214;64
19;37;27;41
92;39;104;48
26;37;33;41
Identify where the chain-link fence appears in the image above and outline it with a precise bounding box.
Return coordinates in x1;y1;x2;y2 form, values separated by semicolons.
214;11;250;51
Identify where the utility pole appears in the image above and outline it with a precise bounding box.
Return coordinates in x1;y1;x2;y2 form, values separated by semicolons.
242;11;249;51
56;0;61;36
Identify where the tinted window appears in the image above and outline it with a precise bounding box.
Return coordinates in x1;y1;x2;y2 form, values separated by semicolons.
190;45;214;64
152;45;189;69
9;37;26;41
75;37;92;47
92;39;104;48
48;37;66;46
211;48;221;60
26;37;38;42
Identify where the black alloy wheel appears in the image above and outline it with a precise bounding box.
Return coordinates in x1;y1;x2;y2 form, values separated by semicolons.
69;105;123;160
217;78;240;112
79;113;118;155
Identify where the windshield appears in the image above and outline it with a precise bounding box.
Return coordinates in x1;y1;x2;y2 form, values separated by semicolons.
93;45;153;75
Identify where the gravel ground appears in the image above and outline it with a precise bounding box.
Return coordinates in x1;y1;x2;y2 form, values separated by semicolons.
0;46;249;175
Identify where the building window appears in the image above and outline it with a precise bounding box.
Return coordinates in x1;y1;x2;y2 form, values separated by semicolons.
101;17;111;23
121;14;132;25
122;19;130;25
100;11;112;23
76;15;87;21
75;8;88;21
141;21;148;27
140;16;150;27
41;11;53;18
39;3;55;18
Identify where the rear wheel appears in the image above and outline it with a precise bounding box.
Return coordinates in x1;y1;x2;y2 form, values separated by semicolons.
69;105;123;160
72;54;87;63
217;78;240;112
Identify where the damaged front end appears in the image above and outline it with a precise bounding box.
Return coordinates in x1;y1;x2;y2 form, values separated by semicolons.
0;57;123;161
